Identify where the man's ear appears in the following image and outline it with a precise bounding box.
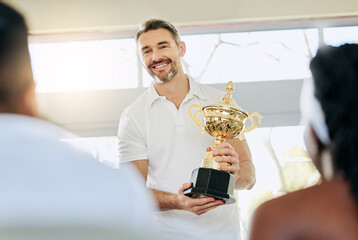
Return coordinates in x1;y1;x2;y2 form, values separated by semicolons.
179;41;186;57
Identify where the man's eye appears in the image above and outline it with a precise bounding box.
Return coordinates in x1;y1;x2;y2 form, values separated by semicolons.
143;50;150;55
160;45;168;49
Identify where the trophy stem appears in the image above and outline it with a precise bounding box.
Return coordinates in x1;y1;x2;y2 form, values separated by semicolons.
200;138;229;170
214;139;224;147
212;138;226;151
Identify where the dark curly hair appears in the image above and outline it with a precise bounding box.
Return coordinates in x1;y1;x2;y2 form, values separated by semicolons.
310;43;358;202
0;2;34;111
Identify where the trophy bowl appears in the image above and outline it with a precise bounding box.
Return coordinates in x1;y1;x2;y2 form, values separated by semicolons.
202;104;248;141
184;81;262;204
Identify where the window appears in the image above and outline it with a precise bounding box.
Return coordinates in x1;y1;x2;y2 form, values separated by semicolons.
324;26;358;46
29;39;137;92
183;29;318;83
143;29;319;86
239;125;320;238
30;21;358;92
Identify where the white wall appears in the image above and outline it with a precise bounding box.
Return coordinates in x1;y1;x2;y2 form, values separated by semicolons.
36;81;303;137
3;0;358;33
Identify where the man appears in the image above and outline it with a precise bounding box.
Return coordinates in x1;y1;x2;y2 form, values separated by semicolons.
0;3;158;239
118;18;256;239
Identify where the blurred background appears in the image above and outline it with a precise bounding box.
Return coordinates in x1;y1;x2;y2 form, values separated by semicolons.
4;0;358;238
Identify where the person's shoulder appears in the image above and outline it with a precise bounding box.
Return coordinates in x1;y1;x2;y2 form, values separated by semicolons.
197;82;224;94
0;114;77;140
119;89;149;131
268;179;353;211
253;185;325;219
195;82;225;102
248;189;309;240
249;180;358;240
122;89;149;117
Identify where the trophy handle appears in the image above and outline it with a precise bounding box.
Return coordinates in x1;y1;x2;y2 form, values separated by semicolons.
238;112;263;140
189;104;205;134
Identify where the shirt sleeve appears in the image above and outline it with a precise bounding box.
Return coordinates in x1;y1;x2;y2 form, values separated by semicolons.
117;109;148;163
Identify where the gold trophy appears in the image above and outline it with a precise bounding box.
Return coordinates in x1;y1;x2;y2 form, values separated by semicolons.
184;81;262;204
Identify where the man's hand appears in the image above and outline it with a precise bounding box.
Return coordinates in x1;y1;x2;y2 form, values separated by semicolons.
211;142;240;176
176;182;224;215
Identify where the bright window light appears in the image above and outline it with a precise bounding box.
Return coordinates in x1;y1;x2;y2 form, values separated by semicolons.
324;26;358;46
29;39;138;92
144;29;319;87
239;125;319;237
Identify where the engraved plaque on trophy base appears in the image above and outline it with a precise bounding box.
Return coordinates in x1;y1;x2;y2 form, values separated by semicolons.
184;168;236;204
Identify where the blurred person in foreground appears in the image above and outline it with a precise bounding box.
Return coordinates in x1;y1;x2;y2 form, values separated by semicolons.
249;44;358;240
0;2;158;239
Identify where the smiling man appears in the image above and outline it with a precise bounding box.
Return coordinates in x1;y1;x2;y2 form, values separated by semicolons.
140;28;181;83
117;19;256;240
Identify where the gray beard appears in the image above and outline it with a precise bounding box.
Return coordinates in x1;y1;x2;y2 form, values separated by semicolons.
150;64;178;83
154;69;178;83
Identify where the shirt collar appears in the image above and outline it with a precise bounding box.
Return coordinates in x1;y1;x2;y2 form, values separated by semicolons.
186;75;206;101
147;75;206;107
147;81;162;107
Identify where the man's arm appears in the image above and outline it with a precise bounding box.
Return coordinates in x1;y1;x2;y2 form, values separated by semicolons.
129;160;224;215
213;138;256;190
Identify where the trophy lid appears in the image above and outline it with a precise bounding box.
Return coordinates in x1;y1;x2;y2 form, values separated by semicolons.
203;81;248;117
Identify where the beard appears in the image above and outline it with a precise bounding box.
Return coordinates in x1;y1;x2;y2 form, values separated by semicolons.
148;59;179;83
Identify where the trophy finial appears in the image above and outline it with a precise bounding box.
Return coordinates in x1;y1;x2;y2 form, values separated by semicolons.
226;81;234;93
221;81;234;105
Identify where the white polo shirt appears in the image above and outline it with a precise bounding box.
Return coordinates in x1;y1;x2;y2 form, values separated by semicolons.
118;76;241;240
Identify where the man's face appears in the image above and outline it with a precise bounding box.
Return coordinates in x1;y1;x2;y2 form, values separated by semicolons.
137;28;185;83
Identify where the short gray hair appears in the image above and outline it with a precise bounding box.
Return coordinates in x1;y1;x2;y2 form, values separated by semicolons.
136;18;181;46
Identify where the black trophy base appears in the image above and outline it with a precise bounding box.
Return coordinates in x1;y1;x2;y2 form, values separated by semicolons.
184;168;236;204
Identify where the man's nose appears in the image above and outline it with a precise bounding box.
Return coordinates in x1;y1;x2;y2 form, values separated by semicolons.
152;49;162;61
